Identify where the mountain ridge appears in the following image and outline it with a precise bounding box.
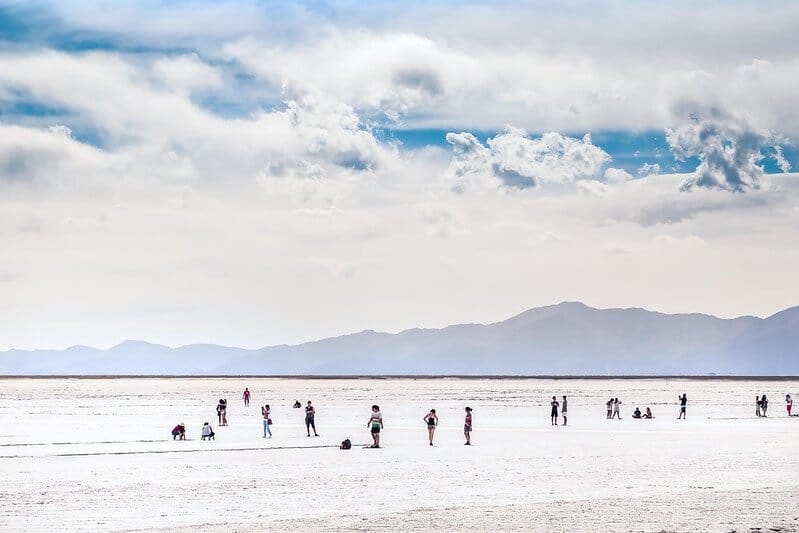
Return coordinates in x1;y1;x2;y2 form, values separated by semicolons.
2;302;797;375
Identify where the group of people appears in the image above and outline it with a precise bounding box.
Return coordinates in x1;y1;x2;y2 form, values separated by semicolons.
549;396;568;426
361;405;472;448
413;406;472;447
606;398;623;419
632;407;654;419
755;394;769;416
755;394;795;417
608;394;684;420
216;399;228;426
172;388;796;442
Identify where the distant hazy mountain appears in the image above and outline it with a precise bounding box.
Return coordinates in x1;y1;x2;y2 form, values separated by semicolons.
1;302;797;375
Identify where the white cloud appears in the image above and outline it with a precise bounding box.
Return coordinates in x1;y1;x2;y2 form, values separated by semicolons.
666;110;789;192
604;168;633;183
636;163;661;176
150;53;224;95
1;2;799;350
445;128;610;192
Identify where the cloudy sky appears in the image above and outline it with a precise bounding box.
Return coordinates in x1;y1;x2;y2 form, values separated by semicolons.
1;0;798;350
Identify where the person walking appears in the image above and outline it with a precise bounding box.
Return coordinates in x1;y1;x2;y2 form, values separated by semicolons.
550;396;560;426
262;404;272;438
368;405;383;448
243;388;251;407
677;393;687;420
787;394;793;416
464;407;473;445
424;409;438;446
612;398;622;420
562;395;568;426
305;401;319;437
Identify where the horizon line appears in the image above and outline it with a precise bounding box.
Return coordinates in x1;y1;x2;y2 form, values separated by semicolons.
2;375;799;380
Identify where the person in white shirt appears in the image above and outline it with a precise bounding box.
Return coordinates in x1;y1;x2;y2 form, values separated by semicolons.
612;398;622;420
367;405;384;448
201;422;215;440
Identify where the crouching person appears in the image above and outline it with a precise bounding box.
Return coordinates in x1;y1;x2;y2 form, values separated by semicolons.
172;423;186;440
201;422;215;440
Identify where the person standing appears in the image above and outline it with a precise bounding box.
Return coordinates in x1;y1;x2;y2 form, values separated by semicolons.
756;395;762;417
216;399;228;426
606;398;614;419
305;401;319;437
761;394;769;417
464;407;473;445
243;388;251;407
262;404;272;438
561;395;568;426
787;394;793;416
424;409;438;446
550;396;560;426
368;405;383;448
677;393;687;420
612;398;622;420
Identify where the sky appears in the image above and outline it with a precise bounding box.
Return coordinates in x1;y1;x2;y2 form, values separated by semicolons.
1;0;798;350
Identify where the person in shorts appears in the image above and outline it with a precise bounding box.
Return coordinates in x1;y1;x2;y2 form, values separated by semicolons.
305;401;319;437
424;408;438;446
464;406;473;445
561;395;568;426
550;396;560;426
612;398;622;420
678;393;687;420
368;405;383;448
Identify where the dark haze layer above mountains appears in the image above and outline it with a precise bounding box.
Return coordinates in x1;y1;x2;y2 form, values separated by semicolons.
2;302;797;375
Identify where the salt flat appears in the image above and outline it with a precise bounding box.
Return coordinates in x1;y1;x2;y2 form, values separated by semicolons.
1;378;797;532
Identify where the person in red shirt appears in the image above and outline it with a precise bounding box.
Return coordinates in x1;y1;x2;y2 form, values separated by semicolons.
171;423;186;440
243;388;251;407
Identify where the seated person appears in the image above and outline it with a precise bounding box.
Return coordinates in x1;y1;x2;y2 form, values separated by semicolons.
632;407;642;419
172;423;186;440
643;407;654;419
340;438;351;450
201;422;215;440
293;400;302;408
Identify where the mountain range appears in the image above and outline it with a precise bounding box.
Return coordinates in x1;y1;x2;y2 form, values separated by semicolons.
2;302;797;375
